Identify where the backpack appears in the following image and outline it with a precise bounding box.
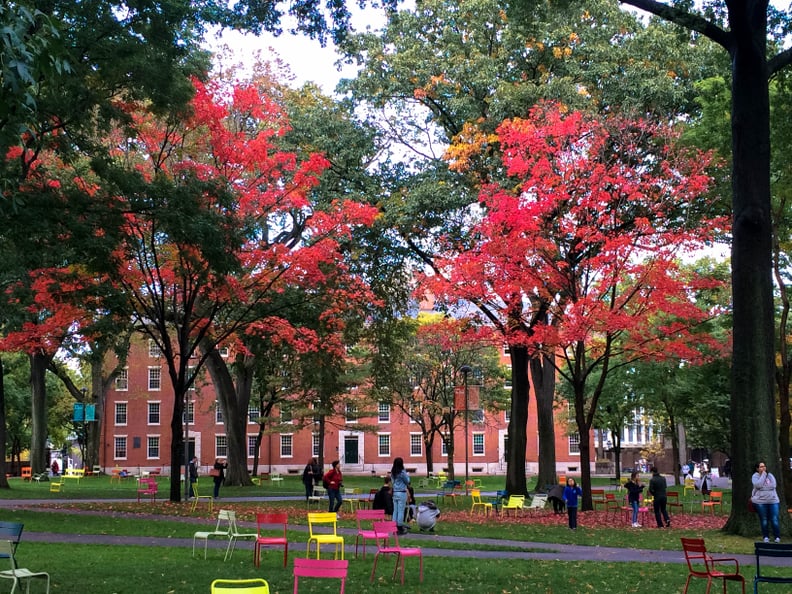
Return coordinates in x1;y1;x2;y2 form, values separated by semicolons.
322;471;331;489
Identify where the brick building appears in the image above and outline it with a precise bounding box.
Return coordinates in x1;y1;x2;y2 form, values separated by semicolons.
99;338;593;478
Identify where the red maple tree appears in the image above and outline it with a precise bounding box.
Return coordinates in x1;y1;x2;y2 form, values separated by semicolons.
6;78;378;498
425;102;729;506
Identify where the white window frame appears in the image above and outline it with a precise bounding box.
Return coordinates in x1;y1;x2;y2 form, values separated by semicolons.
148;340;161;358
473;432;485;456
147;435;160;459
378;433;391;457
378;402;390;423
568;433;581;455
147;401;160;425
410;433;422;457
114;436;127;460
115;368;128;391
247;435;258;458
280;434;293;458
215;435;228;458
115;402;127;426
148;367;161;391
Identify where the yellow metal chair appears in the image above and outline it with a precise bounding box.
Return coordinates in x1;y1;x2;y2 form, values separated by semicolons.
210;578;270;593
470;489;493;516
683;477;696;497
191;482;214;513
502;495;525;517
307;512;345;559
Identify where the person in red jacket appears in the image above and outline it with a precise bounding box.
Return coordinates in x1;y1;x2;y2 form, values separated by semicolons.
322;460;343;515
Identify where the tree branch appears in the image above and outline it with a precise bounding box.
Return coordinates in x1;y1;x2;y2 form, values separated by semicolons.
619;0;732;51
768;46;792;77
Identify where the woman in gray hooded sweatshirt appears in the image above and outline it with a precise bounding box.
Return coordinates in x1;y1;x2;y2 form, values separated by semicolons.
751;461;780;543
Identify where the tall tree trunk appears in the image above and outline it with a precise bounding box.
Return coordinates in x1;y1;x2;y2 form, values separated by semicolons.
202;349;254;486
0;357;8;488
29;351;49;474
724;6;783;535
531;353;557;491
574;384;595;511
505;345;530;496
168;390;185;502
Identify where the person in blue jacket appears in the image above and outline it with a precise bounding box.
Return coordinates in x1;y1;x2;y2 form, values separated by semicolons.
562;478;583;530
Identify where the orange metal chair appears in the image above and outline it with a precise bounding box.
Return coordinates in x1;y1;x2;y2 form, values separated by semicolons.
254;512;289;568
370;520;423;584
681;537;745;594
702;491;724;515
355;509;386;559
293;558;348;594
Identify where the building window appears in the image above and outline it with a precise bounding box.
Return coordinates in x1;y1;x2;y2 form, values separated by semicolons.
472;409;484;424
410;434;422;457
312;433;320;458
279;404;292;424
248;435;258;458
473;432;485;456
280;434;293;458
186;401;194;425
187;365;196;391
219;346;229;358
378;433;390;457
148;367;161;391
147;436;160;459
216;435;228;458
568;433;580;455
115;402;127;426
441;438;448;457
215;401;223;424
248;405;259;424
115;368;128;391
345;404;358;424
148;340;161;357
114;436;127;459
147;401;160;425
505;409;510;423
378;402;390;423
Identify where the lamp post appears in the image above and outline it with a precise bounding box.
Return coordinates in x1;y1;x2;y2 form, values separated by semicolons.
459;365;472;495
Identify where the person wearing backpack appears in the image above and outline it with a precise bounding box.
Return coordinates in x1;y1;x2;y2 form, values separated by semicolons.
323;460;343;516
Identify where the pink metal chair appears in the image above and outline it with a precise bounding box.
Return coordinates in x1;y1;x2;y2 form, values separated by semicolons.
370;520;423;584
355;508;386;559
254;512;289;568
293;558;348;594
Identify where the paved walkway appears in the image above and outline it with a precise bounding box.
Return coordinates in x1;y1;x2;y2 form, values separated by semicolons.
5;497;791;568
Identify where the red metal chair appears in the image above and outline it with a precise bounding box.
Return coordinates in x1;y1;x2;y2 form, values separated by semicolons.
681;537;745;594
354;508;386;559
293;558;348;594
370;520;423;584
254;512;289;568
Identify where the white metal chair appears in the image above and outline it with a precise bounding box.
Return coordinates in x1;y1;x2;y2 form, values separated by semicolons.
225;510;257;561
0;540;50;593
192;509;232;559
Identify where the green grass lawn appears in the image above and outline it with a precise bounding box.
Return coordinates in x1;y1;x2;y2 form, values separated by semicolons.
0;475;753;593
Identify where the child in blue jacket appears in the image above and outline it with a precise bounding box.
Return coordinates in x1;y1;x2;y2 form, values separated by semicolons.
562;478;583;530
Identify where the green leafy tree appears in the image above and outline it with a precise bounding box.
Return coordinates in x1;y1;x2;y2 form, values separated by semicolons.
617;0;792;536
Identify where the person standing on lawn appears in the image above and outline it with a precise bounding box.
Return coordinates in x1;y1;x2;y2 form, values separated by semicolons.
648;467;671;528
625;471;645;528
323;460;344;516
211;457;226;498
751;461;781;543
302;457;320;501
562;478;583;531
390;457;411;534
